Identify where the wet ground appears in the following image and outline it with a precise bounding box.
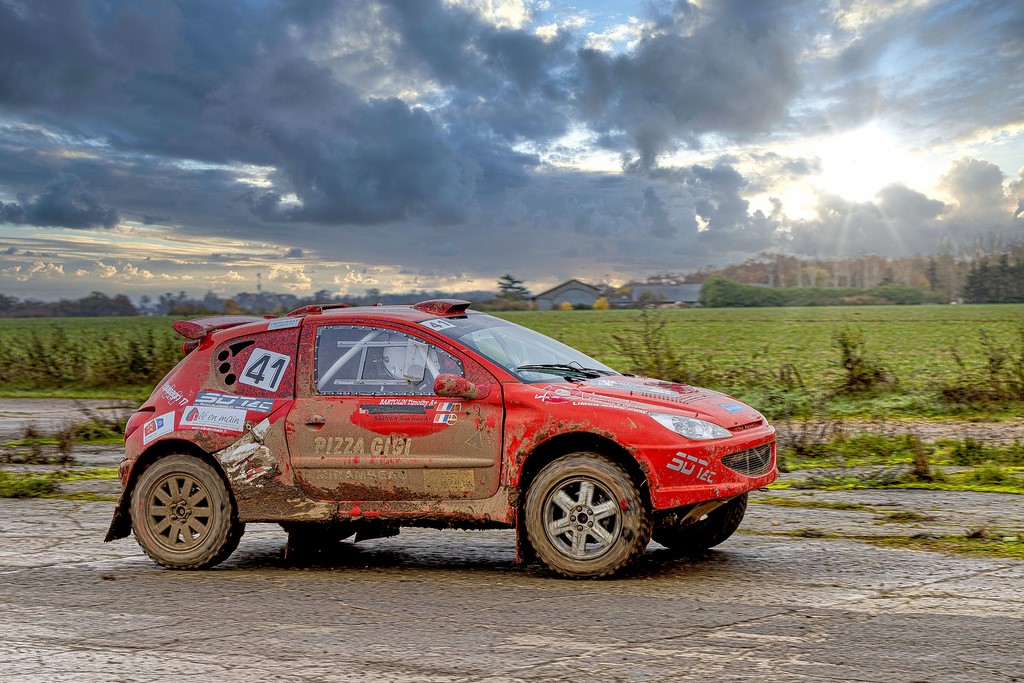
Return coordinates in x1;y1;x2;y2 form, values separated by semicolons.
2;494;1022;682
1;399;1023;681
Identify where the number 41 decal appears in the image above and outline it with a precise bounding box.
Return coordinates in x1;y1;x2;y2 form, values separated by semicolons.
239;348;290;392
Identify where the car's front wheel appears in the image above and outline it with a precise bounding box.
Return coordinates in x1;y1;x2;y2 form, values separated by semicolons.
131;453;244;569
653;493;748;552
524;453;651;578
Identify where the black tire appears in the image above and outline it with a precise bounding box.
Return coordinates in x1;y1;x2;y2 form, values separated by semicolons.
653;493;748;552
130;454;244;569
524;453;651;579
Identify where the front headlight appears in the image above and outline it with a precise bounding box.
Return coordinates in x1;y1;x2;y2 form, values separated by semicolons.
649;412;731;440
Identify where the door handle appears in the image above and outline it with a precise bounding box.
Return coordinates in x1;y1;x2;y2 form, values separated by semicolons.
304;415;326;426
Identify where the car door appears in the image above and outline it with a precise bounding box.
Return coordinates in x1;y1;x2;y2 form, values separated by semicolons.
285;322;504;501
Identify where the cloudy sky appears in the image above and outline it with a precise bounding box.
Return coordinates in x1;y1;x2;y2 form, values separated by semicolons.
1;0;1022;300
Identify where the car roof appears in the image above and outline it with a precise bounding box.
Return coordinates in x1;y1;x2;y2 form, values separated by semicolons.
176;299;478;344
295;299;474;324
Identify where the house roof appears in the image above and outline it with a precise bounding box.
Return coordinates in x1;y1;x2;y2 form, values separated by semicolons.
532;279;602;300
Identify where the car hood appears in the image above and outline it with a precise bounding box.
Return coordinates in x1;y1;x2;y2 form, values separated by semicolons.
530;376;766;428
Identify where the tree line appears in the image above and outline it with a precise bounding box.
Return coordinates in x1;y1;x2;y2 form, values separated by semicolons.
3;244;1022;317
0;291;137;318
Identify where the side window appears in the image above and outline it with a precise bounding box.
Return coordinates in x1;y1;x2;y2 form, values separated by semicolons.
315;325;464;396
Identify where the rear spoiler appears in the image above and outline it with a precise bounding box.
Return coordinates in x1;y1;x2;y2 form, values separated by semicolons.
173;315;272;356
172;315;271;340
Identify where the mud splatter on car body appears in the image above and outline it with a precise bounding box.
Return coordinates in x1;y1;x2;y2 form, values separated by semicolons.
107;299;776;577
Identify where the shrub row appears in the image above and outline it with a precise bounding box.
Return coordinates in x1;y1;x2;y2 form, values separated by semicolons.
700;276;926;307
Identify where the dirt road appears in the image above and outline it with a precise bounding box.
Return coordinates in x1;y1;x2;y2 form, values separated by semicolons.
1;492;1021;682
2;399;1022;681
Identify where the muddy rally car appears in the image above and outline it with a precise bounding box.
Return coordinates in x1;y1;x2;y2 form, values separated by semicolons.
105;299;776;578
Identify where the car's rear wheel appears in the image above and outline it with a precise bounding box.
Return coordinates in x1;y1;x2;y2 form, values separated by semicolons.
131;454;244;569
653;493;748;552
524;453;651;578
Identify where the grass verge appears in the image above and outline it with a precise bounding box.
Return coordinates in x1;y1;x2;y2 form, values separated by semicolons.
0;468;119;498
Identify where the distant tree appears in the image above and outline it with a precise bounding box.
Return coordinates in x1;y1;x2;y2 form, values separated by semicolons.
487;274;532;311
964;255;1024;303
558;301;573;311
497;274;530;300
592;297;610;310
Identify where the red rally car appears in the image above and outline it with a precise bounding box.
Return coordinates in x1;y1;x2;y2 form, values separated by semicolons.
105;299;777;578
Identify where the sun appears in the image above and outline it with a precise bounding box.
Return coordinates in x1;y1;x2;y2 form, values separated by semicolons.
815;123;926;202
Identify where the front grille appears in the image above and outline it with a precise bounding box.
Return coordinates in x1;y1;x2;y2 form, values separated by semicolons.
721;443;774;477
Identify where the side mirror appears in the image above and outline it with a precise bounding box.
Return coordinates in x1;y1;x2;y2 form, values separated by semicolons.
434;373;488;400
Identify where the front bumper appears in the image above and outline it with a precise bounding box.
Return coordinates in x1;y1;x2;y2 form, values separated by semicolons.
645;429;777;510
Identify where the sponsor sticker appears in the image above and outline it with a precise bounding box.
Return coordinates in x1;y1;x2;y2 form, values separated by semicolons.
143;411;175;445
720;403;746;414
314;435;413;456
535;385;584;403
160;383;189;407
267;317;301;331
180;405;246;433
588;378;680;397
194;391;274;413
667;452;716;482
239;348;290;392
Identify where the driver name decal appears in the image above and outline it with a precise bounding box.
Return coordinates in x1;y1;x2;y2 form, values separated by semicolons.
356;399;461;426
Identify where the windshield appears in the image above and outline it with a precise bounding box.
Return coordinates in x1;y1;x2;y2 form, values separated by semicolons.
422;314;618;382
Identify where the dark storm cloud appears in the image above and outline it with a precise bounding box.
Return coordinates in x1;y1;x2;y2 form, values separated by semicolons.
4;0;822;234
0;174;118;228
0;0;1022;299
379;0;574;142
249;98;487;225
575;0;813;169
641;186;675;237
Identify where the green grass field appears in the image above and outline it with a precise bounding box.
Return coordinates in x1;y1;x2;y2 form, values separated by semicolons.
1;304;1022;418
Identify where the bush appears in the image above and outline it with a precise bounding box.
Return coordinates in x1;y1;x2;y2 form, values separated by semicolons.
940;325;1024;406
832;325;895;394
611;305;688;381
699;277;927;308
970;461;1011;485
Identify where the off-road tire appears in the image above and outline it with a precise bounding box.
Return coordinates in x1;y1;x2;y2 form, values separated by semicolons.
653;493;748;552
131;454;244;569
524;453;651;579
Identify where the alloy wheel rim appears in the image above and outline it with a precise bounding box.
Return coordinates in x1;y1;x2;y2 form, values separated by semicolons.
542;477;621;559
145;473;213;552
